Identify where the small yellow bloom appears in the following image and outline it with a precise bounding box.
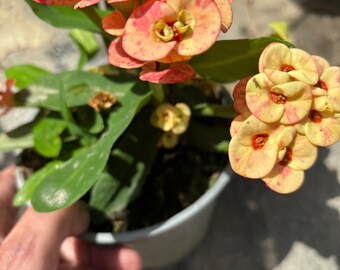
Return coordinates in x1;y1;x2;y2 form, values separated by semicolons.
151;103;191;134
159;132;179;149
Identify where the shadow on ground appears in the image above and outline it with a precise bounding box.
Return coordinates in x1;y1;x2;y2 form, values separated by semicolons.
294;0;340;16
159;147;340;270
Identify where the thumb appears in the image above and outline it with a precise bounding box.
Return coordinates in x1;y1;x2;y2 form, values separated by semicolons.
0;202;89;270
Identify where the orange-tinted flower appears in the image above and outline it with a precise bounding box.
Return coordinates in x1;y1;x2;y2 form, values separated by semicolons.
108;0;230;83
122;0;221;61
259;42;318;85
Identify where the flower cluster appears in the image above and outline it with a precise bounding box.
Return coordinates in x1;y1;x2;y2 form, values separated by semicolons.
229;42;340;194
34;0;233;84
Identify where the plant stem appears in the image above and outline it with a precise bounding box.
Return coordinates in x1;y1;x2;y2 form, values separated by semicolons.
149;83;166;103
194;104;236;119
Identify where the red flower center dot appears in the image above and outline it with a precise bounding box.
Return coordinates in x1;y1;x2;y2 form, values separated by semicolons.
280;148;293;166
280;64;295;72
315;80;328;91
168;22;183;42
309;110;323;123
270;92;287;104
252;134;269;150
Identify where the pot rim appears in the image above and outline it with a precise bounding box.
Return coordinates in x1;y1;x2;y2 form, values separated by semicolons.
81;165;232;244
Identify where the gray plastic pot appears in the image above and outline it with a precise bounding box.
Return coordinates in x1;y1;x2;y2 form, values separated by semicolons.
81;166;231;268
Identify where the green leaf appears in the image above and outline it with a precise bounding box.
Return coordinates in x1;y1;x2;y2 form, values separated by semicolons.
58;81;94;145
190;37;293;82
74;41;89;70
33;118;68;158
13;161;63;207
30;81;152;212
5;64;49;89
268;21;289;41
16;71;139;111
90;111;160;221
193;103;236;119
184;120;230;153
69;29;99;55
73;106;104;134
26;1;109;33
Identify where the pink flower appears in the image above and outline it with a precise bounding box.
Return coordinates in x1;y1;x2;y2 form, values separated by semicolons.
0;79;15;116
232;75;252;118
33;0;100;8
108;0;230;83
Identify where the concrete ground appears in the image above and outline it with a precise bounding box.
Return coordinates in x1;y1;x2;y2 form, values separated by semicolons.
0;0;339;269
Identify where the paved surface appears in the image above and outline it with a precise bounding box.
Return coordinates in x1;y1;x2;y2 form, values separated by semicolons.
0;0;339;269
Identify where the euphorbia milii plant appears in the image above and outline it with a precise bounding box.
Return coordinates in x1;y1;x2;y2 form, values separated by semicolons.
2;0;339;228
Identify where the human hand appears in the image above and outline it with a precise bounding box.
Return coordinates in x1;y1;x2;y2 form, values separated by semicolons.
0;166;142;270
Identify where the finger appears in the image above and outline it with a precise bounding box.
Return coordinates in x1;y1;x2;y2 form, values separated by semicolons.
0;166;18;242
0;202;89;270
60;237;142;270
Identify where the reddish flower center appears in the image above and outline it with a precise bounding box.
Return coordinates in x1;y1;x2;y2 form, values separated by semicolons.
280;148;293;166
270;92;287;104
252;134;269;150
280;64;295;72
315;80;328;91
168;22;183;42
309;110;323;123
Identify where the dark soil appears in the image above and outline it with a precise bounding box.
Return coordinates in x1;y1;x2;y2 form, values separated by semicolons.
92;144;229;233
18;144;228;233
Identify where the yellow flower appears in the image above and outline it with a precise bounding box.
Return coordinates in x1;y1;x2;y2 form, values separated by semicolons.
259;42;318;85
246;73;313;125
151;103;191;134
228;115;281;179
311;55;340;112
262;134;317;194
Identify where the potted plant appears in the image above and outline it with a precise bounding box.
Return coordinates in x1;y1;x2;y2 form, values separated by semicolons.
0;0;339;268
